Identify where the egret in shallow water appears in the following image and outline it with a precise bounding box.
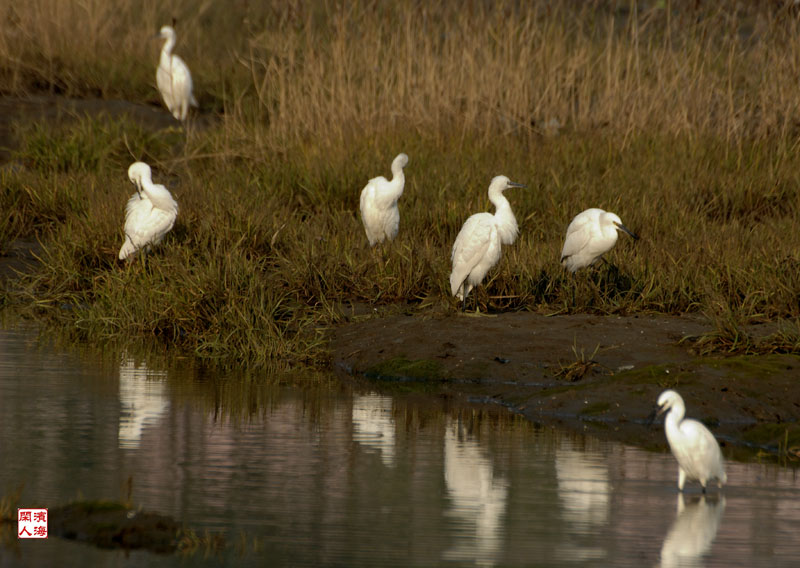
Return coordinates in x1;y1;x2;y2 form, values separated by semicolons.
155;25;198;122
560;208;638;272
118;162;178;261
656;389;727;493
359;153;409;246
450;175;525;310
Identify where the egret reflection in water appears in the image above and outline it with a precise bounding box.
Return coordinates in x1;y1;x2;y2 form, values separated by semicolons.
351;393;396;467
660;494;726;568
118;352;169;449
555;446;610;562
443;418;508;567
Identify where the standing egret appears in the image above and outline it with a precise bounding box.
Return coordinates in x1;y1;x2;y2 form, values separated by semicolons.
359;153;409;246
560;208;638;272
155;25;198;122
118;162;179;261
450;175;525;310
656;389;727;493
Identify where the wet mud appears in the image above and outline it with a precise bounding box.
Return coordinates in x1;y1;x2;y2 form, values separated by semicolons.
333;312;800;461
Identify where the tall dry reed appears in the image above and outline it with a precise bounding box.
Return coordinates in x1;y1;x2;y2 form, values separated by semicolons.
3;1;800;145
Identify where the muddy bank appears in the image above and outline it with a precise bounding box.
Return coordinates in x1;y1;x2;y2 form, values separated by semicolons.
332;312;800;460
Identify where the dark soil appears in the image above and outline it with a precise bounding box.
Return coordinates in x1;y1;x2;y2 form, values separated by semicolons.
332;311;800;461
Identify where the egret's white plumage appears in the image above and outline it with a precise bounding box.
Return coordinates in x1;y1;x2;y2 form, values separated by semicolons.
450;175;525;305
359;153;409;246
657;389;727;492
560;208;638;272
156;25;198;121
118;162;178;260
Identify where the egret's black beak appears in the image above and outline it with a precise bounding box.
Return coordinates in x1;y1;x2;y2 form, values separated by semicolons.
614;222;639;241
508;181;526;189
646;402;668;425
132;179;143;198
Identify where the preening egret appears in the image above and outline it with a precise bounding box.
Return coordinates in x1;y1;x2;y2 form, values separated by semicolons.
656;389;727;493
560;208;638;272
155;25;198;121
450;175;525;309
359;153;409;246
118;162;179;261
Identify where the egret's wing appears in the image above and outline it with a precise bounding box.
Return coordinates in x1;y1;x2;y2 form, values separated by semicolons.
679;420;720;458
143;183;178;213
359;181;375;215
156;64;175;113
450;213;493;294
170;55;194;103
124;195;176;249
677;419;724;478
368;176;402;210
130;209;176;248
560;217;595;260
360;181;382;245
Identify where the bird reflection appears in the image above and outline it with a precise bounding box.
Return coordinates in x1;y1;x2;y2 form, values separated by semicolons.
118;352;169;449
351;393;396;467
660;494;725;568
554;447;610;562
443;418;508;567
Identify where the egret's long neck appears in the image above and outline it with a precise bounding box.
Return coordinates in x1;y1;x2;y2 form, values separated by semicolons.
385;164;405;199
665;403;686;439
390;161;405;183
160;37;175;64
140;176;177;213
490;190;518;245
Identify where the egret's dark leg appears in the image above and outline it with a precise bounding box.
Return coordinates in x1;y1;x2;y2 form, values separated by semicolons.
570;278;576;309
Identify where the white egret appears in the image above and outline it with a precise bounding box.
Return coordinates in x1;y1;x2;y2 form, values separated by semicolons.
118;162;179;261
450;175;525;309
359;153;409;246
155;25;198;122
656;389;727;493
560;208;638;272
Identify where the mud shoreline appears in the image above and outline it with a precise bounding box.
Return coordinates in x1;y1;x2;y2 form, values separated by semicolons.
332;311;800;462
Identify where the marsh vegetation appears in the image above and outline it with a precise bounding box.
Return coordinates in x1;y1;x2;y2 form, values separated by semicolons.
2;1;800;366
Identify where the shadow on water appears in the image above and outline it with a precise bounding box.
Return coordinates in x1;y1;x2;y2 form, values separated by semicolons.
1;323;800;567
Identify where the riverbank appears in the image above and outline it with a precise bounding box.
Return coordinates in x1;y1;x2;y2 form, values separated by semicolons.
3;2;800;461
332;311;800;462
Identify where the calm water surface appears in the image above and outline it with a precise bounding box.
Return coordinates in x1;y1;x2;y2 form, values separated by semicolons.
0;325;799;567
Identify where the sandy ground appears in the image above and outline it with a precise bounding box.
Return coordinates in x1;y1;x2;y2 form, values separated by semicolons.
332;311;800;460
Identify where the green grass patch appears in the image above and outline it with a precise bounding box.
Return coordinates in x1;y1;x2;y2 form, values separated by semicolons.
743;423;800;457
698;354;800;377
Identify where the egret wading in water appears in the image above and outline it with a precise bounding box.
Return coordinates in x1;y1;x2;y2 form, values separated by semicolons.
359;153;409;246
450;175;526;312
656;389;727;493
560;208;638;272
119;162;179;261
155;25;198;122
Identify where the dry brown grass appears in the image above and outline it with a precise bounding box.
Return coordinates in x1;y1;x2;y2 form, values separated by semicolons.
4;1;800;146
